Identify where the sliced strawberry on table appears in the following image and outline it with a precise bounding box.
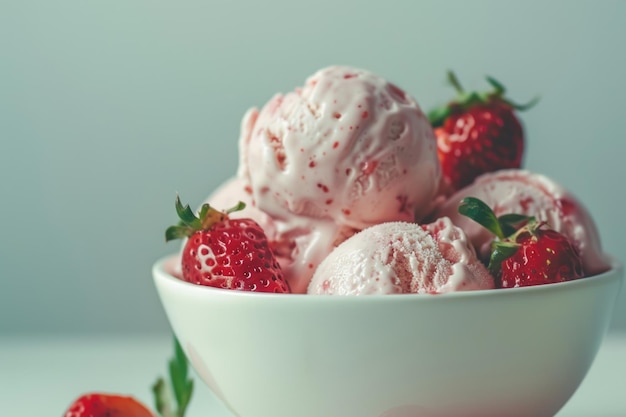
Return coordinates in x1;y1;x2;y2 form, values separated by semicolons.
63;338;193;417
166;196;290;293
458;196;583;288
63;393;154;417
429;71;538;192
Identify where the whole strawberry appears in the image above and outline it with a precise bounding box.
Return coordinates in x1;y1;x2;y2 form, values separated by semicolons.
166;196;290;293
458;197;583;288
64;393;154;417
498;224;584;288
429;72;537;191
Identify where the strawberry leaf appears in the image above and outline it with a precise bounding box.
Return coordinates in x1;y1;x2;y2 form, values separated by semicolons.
497;213;533;237
428;71;538;130
447;70;464;94
170;338;193;417
458;197;506;239
497;213;531;225
197;203;210;221
167;196;222;242
165;224;193;242
225;201;246;215
175;196;201;229
485;75;506;95
507;95;540;112
428;106;452;128
488;241;519;276
462;91;482;106
152;378;175;417
153;337;194;417
485;75;540;112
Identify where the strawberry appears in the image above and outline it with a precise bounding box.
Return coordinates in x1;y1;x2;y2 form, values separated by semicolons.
64;338;193;417
166;196;290;293
458;197;583;288
63;394;154;417
429;72;538;191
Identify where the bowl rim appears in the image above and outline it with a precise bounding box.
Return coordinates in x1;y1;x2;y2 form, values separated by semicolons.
153;254;623;301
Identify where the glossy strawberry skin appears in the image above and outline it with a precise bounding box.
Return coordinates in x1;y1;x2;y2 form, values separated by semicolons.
64;393;154;417
181;218;290;293
499;228;584;288
435;100;524;191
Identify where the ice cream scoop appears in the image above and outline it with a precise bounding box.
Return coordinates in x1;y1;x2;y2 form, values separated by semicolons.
240;65;441;230
307;218;494;295
235;66;441;291
433;169;611;276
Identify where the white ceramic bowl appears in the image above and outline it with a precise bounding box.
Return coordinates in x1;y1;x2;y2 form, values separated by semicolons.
153;255;623;417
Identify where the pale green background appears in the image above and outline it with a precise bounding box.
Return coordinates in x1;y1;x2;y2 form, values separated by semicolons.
2;0;625;335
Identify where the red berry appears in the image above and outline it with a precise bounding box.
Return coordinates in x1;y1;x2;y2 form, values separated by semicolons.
430;72;536;191
435;101;524;190
499;225;584;288
458;197;584;289
64;393;154;417
166;197;290;293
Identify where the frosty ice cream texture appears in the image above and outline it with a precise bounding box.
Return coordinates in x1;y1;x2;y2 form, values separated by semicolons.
308;217;494;295
232;66;441;292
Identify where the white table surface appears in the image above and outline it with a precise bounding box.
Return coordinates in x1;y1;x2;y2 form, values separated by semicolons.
2;333;625;416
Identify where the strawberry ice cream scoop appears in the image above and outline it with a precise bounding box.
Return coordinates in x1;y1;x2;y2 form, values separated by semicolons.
307;218;494;295
433;169;611;276
240;65;441;229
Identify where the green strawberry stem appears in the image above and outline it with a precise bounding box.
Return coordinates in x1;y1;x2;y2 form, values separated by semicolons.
506;95;540;111
165;195;246;242
485;76;505;95
428;71;539;127
447;70;464;94
225;201;246;215
458;197;535;276
152;337;194;417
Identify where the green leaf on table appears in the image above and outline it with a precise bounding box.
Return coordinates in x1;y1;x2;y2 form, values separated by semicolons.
153;336;194;417
170;338;194;417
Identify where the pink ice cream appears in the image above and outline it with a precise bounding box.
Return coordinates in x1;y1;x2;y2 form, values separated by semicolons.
307;218;494;295
240;65;441;229
433;169;610;276
204;176;278;240
235;66;440;292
